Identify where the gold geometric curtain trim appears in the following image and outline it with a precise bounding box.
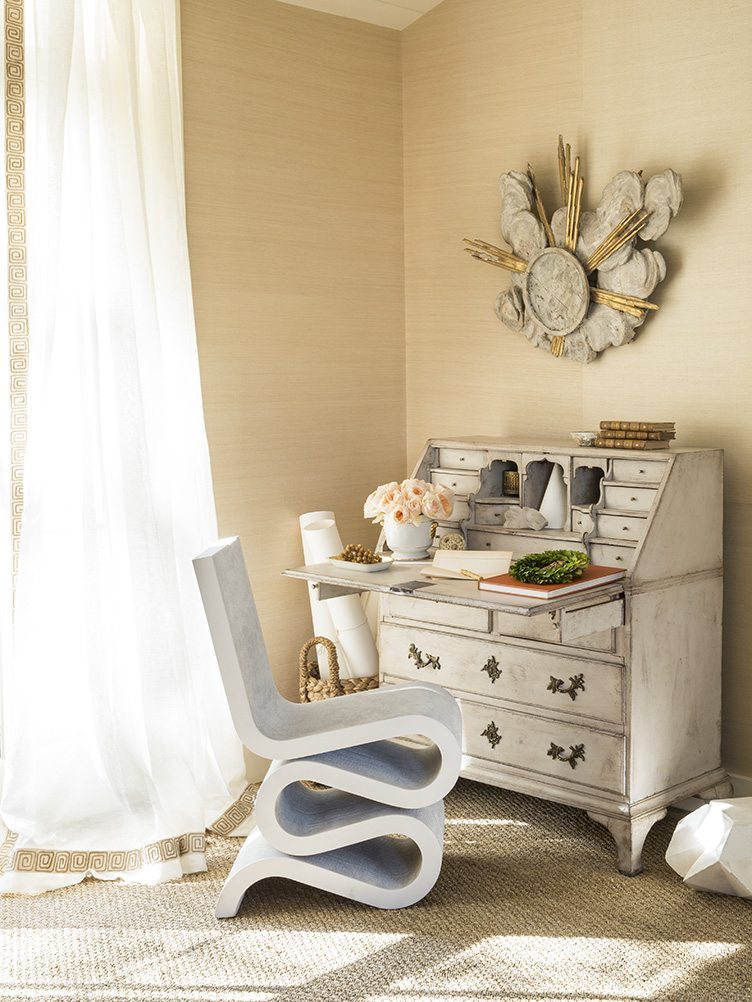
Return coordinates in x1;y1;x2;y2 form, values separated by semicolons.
0;781;260;874
208;780;259;836
0;829;17;871
5;0;27;577
0;829;206;875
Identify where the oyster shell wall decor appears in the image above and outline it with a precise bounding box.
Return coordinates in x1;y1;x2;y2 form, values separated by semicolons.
465;137;683;363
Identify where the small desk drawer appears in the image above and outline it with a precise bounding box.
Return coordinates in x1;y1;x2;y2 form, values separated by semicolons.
463;701;625;794
496;606;618;655
431;469;480;496
590;543;634;569
474;501;517;526
494;609;560;643
438;447;487;471
572;509;595;534
610;459;666;485
597;513;646;542
603;485;657;513
379;624;623;725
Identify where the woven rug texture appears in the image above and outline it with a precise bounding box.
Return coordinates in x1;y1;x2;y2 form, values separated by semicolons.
1;779;750;1002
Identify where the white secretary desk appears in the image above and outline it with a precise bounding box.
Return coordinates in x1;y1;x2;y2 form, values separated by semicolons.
286;438;731;874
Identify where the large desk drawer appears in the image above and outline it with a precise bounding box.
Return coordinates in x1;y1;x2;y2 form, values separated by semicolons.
379;624;623;726
462;700;625;794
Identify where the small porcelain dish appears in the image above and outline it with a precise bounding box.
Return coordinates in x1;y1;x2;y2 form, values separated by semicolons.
329;555;394;573
570;431;597;447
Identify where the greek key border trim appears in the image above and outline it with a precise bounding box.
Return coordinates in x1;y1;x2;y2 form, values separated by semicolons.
208;781;259;836
1;830;206;875
5;0;26;578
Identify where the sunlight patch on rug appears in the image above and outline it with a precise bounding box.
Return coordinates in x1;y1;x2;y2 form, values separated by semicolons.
0;929;407;996
384;935;742;1000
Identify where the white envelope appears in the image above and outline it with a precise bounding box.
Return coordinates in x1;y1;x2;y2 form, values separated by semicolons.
421;549;513;580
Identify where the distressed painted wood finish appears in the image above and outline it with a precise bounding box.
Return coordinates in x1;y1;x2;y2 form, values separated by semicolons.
376;438;729;875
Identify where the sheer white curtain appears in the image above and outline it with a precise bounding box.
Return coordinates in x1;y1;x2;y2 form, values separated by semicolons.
0;13;9;763
0;0;252;894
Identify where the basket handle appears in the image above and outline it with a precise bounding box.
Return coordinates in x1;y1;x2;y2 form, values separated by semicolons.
298;636;343;700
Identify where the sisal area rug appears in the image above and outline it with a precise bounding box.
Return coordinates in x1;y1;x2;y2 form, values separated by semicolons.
1;779;750;1002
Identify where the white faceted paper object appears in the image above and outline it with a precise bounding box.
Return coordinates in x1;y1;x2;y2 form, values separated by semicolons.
538;464;567;529
665;798;752;898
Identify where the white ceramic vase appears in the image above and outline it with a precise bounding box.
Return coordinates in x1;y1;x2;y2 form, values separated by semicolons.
383;515;434;560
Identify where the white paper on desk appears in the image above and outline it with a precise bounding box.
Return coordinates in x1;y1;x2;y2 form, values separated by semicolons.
299;512;378;679
421;549;513;580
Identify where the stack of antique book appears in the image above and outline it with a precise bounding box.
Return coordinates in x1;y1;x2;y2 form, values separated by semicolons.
595;421;675;451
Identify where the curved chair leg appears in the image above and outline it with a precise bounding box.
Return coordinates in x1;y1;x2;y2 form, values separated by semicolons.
216;800;445;917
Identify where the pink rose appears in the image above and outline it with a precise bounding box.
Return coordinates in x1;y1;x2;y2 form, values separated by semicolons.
391;504;411;524
364;481;402;522
403;479;429;500
438;491;454;518
405;496;424;523
381;487;405;513
363;489;382;520
421;493;443;519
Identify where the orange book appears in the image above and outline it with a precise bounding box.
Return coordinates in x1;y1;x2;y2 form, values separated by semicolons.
477;564;626;600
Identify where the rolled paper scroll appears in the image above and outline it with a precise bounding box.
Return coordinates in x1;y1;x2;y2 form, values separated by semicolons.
299;512;379;680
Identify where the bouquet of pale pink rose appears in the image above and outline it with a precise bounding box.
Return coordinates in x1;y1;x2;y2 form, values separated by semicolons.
364;478;454;526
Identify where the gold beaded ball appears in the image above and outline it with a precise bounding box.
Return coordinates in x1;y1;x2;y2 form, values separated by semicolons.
438;533;466;551
331;542;382;564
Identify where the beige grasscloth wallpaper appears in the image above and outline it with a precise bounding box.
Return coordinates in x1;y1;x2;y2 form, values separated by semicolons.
180;0;405;704
182;0;752;778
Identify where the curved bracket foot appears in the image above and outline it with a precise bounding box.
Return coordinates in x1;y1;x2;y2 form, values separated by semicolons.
587;808;668;876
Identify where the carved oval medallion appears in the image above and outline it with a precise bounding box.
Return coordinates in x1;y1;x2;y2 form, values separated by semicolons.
522;247;590;337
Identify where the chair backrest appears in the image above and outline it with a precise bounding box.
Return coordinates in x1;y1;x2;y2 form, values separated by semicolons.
193;537;286;752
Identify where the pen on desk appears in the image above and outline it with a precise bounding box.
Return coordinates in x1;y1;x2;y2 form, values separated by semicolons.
459;569;484;581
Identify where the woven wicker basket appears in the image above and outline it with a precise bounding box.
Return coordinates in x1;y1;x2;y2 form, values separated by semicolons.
298;636;379;703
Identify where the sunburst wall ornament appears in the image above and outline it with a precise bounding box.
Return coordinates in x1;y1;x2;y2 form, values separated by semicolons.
465;136;683;363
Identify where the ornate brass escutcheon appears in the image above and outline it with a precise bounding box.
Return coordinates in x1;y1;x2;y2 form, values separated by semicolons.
481;656;502;684
547;672;586;701
547;742;586;769
481;721;502;748
407;643;441;671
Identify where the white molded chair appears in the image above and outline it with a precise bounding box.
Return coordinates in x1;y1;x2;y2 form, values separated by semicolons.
193;537;463;915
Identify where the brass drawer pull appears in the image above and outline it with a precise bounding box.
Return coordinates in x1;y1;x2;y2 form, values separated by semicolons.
481;656;502;683
481;721;502;748
547;673;585;701
407;643;440;671
547;742;586;769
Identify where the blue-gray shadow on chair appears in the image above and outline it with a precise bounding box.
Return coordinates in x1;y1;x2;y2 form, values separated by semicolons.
193;537;463;915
